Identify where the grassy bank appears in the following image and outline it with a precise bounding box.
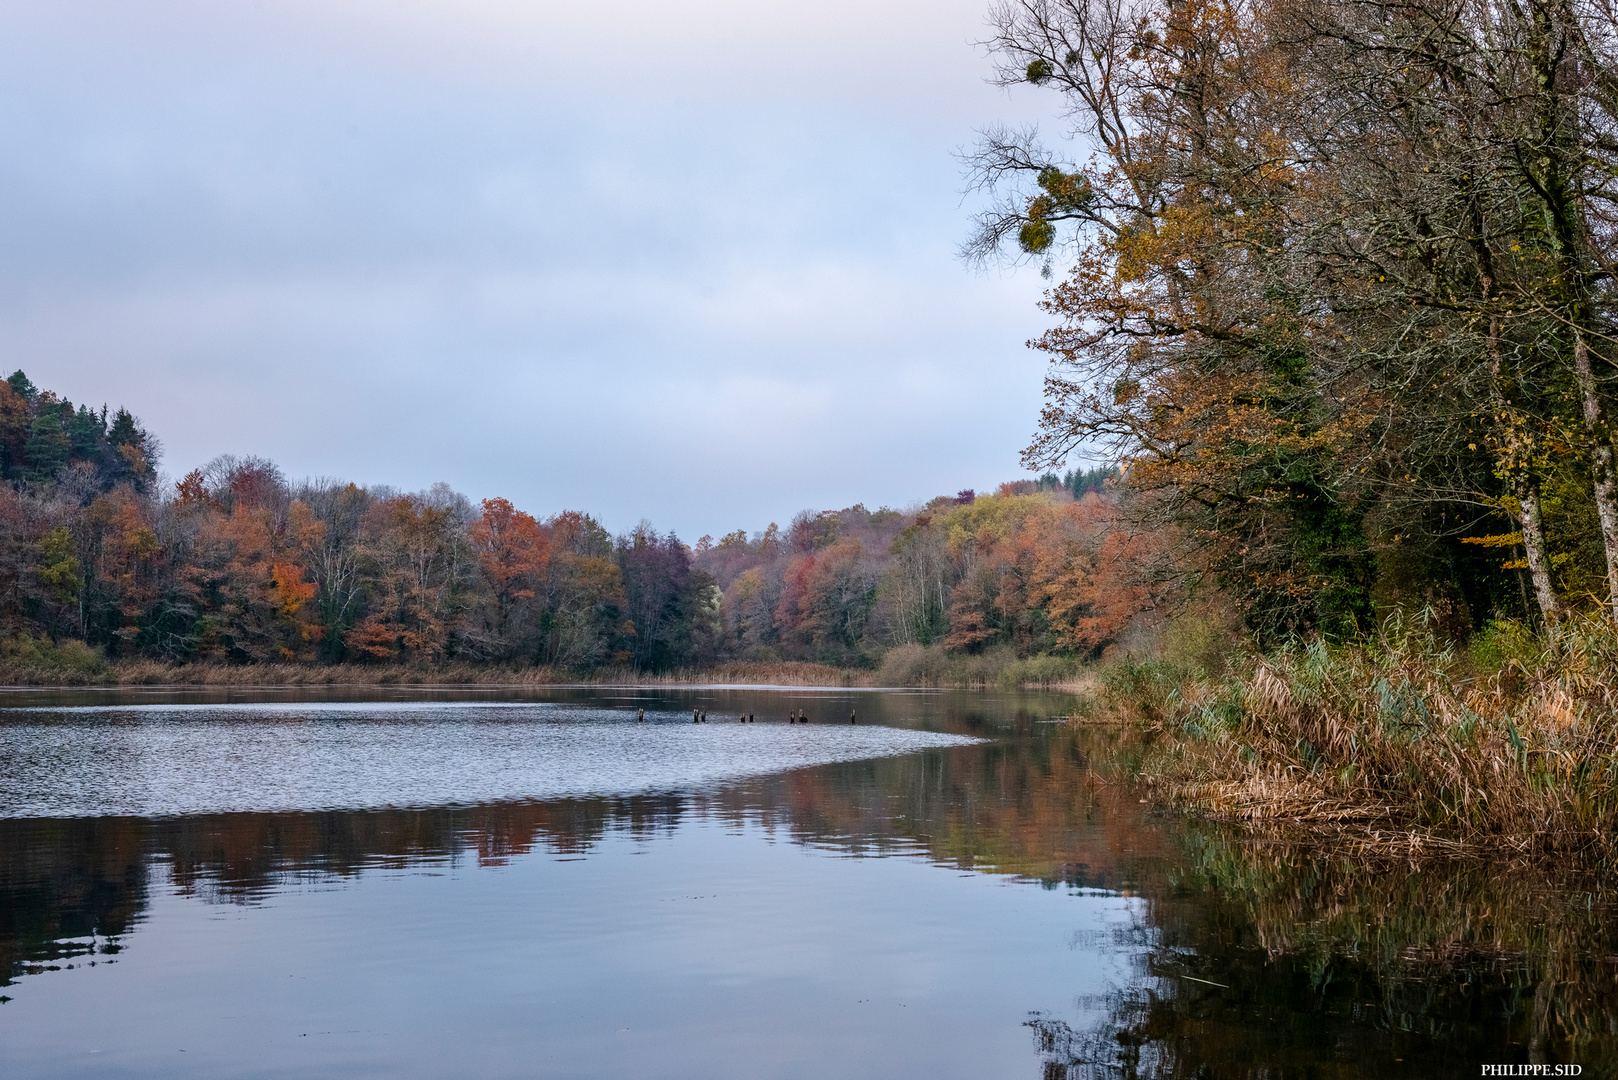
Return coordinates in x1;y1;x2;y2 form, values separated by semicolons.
1096;610;1618;857
0;638;874;688
876;643;1087;689
0;634;1098;689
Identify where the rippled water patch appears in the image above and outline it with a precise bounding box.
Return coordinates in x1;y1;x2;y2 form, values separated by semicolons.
0;703;980;818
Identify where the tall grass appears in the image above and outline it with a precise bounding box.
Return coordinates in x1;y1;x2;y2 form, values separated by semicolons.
0;647;871;688
876;643;1087;689
0;633;111;683
607;661;868;687
1105;609;1618;855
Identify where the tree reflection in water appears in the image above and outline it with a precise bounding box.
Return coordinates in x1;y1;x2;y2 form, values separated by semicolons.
1;708;1614;1072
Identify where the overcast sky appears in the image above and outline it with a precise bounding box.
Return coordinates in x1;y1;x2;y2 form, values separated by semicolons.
0;0;1064;540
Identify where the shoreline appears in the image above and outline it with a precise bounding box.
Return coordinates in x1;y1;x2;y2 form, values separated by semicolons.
1084;624;1618;864
0;660;1097;693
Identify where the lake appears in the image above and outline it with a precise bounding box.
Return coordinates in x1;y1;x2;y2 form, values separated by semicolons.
0;686;1612;1077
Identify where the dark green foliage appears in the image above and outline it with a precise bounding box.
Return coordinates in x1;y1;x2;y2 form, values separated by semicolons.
107;409;140;447
23;411;69;483
1276;477;1373;641
1018;167;1092;254
615;526;717;672
1062;466;1114;499
0;373;156;494
1542;460;1610;606
36;527;81;604
6;371;36;400
67;406;105;459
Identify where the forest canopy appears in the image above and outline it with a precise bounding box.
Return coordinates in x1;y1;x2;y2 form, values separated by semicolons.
966;0;1618;640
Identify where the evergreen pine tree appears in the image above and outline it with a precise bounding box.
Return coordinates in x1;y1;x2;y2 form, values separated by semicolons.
6;370;36;401
24;408;68;481
108;408;141;446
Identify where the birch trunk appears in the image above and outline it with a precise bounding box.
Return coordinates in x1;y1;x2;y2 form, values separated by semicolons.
1517;483;1564;624
1488;314;1563;624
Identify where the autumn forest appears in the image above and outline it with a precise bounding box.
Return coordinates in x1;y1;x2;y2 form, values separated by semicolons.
971;0;1618;645
0;368;1141;675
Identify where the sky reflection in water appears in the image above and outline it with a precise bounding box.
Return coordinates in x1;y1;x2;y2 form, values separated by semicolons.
0;700;979;818
0;688;1613;1077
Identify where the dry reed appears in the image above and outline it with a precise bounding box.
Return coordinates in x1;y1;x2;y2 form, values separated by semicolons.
1102;609;1618;857
0;656;872;689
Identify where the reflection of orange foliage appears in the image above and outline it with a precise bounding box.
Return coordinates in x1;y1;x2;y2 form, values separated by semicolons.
756;722;1165;884
29;711;1162;894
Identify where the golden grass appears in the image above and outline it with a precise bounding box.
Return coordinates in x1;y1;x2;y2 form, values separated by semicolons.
591;661;872;687
1100;609;1618;858
0;657;874;688
875;642;1087;688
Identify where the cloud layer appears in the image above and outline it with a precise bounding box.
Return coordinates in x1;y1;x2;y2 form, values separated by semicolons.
0;0;1058;538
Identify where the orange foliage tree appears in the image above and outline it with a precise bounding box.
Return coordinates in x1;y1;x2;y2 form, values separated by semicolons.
468;497;552;658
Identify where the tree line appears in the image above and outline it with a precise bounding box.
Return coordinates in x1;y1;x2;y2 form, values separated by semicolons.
967;0;1618;640
693;483;1152;667
0;370;1153;670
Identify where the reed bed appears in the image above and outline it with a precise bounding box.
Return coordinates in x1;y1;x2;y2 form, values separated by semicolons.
0;650;872;689
598;661;870;687
1104;610;1618;856
876;643;1087;688
0;630;1100;690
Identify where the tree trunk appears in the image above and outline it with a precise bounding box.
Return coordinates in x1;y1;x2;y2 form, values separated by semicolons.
1518;482;1563;626
1489;314;1563;625
1571;326;1618;622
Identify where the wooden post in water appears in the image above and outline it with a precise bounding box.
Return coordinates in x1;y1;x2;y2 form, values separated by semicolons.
638;708;645;722
850;709;856;724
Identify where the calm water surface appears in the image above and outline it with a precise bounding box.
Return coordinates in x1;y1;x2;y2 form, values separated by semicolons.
0;686;1613;1078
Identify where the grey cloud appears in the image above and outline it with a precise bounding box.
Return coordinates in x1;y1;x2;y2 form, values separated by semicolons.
0;0;1059;539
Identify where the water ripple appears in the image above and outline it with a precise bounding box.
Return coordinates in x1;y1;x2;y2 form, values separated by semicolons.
0;703;980;818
